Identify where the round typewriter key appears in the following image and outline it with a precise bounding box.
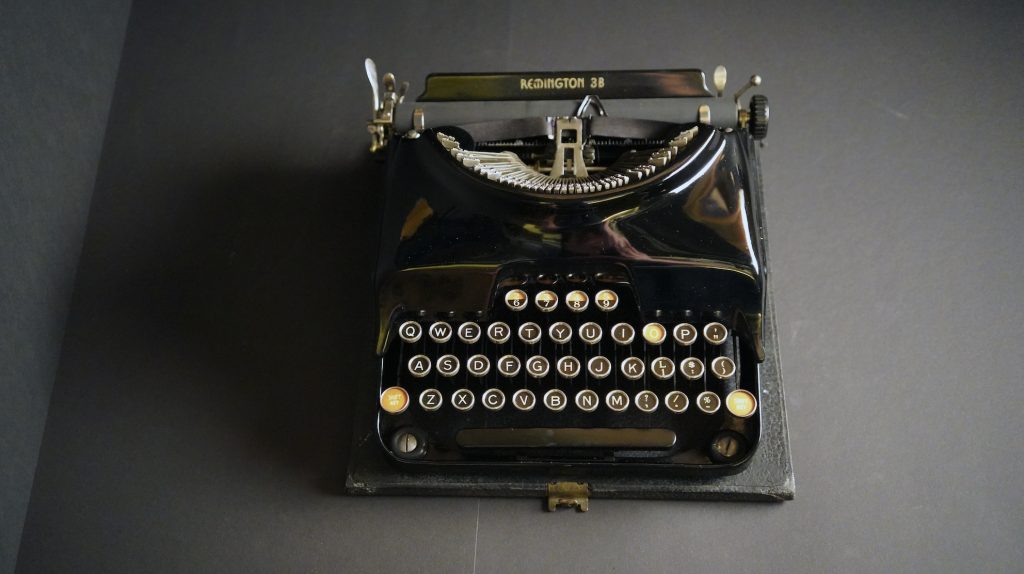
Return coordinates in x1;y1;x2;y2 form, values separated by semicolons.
650;357;675;380
548;322;572;344
578;322;602;345
418;388;443;411
534;290;558;312
565;290;589;312
594;289;619;311
620;357;645;380
703;322;728;345
665;390;689;413
457;322;481;344
710;356;736;379
605;389;630;412
610;323;635;345
696;391;721;414
679;357;705;380
452;389;475;411
575;389;600;412
635;390;659;413
481;388;506;411
407;355;431;377
466;354;491;377
725;389;758;418
436;354;460;378
380;386;409;414
556;356;581;379
504;289;528;311
487;322;511;344
587;356;612;379
642;322;667;345
672;323;698;346
525;355;550;378
543;389;568;412
512;389;536;411
518;322;542;345
398;321;422;344
428;321;452;344
497;354;521;377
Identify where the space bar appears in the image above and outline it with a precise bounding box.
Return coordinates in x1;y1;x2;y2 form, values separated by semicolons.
456;428;677;449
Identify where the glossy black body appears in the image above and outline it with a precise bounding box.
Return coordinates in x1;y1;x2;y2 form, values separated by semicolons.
373;122;768;473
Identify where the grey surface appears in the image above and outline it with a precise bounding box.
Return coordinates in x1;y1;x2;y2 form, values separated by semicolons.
15;1;1024;572
0;0;131;571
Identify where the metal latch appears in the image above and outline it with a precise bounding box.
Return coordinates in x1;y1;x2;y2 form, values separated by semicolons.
547;481;590;512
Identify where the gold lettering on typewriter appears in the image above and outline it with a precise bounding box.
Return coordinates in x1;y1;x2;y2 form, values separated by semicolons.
519;76;603;91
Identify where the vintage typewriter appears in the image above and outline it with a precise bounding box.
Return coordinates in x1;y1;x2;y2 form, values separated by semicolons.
348;61;793;506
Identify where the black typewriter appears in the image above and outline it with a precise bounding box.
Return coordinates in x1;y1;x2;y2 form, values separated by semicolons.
351;61;791;504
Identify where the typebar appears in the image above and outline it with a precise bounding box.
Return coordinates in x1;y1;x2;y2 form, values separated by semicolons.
456;428;677;449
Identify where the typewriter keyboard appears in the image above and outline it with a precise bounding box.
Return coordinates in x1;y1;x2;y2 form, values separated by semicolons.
377;274;761;469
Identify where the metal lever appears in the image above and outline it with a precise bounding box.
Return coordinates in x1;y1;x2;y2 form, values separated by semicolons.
733;74;762;105
366;58;405;153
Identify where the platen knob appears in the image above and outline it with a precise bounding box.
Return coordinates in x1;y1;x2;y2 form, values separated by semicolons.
749;95;769;140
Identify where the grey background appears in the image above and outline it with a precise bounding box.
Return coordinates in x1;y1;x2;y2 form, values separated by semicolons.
0;0;131;571
6;0;1023;572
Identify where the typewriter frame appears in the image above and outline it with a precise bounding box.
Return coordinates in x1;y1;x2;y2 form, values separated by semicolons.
347;63;793;504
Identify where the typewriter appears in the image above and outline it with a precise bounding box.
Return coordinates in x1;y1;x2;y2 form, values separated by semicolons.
351;61;791;505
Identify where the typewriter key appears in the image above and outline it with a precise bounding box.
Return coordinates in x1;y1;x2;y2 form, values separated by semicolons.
611;323;635;345
565;290;589;312
587;356;612;379
526;356;550;378
457;322;481;344
497;355;521;377
725;389;757;418
436;354;460;377
452;389;475;411
642;322;667;345
543;389;568;412
548;322;572;344
557;356;581;379
407;355;431;377
466;354;491;377
703;322;728;345
535;290;558;312
380;386;410;414
680;357;705;380
650;357;675;380
418;389;443;411
696;391;721;414
710;356;736;379
672;323;698;346
620;357;645;380
428;321;452;344
504;289;528;311
665;390;689;413
635;390;659;413
512;389;536;411
487;322;511;344
518;322;542;345
398;321;422;344
594;289;618;311
575;389;600;412
578;322;602;345
605;390;630;412
481;388;506;411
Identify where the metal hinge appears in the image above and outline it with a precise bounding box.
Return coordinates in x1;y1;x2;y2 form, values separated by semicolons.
547;482;590;512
